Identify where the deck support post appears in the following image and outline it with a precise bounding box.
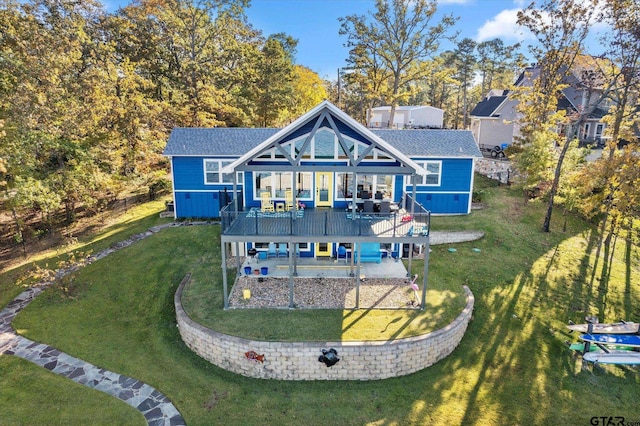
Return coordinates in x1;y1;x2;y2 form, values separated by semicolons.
407;242;413;278
289;244;295;308
406;179;418;277
355;242;361;309
222;242;229;309
349;240;355;277
235;241;241;276
292;171;297;221
232;177;239;220
421;236;429;310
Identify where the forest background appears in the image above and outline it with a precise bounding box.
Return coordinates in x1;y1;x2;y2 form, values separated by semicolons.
1;0;638;266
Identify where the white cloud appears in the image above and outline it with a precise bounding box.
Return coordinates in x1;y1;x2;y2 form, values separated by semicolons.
475;0;611;52
475;8;532;43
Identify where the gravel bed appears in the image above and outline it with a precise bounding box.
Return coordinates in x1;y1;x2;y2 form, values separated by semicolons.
228;276;422;309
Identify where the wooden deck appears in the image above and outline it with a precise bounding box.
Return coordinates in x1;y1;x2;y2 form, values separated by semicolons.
221;208;429;243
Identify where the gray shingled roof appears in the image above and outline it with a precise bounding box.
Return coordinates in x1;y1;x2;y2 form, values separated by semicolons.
470;96;507;117
371;129;481;157
164;128;279;156
164;127;481;158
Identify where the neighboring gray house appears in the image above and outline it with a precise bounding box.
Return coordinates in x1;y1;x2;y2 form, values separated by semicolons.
369;105;444;129
469;89;517;151
470;58;613;150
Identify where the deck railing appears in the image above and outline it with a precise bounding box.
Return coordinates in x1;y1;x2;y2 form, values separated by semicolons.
220;204;430;238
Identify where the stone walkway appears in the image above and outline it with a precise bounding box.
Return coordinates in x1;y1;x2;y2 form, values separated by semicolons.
430;230;485;245
0;221;484;425
0;223;186;426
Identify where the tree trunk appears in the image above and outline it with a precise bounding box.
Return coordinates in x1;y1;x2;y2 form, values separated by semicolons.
542;136;572;232
11;208;27;258
388;104;396;129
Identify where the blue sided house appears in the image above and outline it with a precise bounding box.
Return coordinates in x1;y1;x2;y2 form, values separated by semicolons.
164;101;480;308
164;101;481;219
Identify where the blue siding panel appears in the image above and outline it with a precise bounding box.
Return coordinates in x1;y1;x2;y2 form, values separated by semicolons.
172;157;245;217
409;158;473;192
171;155;473;216
175;191;221;218
173;157;206;190
440;158;473;192
414;192;469;214
401;158;473;214
393;176;404;203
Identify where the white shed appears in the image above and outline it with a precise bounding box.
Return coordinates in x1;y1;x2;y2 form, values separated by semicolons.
369;105;444;129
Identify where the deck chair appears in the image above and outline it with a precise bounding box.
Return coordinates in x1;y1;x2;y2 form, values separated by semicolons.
379;200;391;215
363;200;374;214
284;190;295;211
261;192;274;212
267;242;277;258
277;243;287;258
337;246;347;263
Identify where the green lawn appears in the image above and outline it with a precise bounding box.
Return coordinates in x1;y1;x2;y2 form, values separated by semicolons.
4;176;640;425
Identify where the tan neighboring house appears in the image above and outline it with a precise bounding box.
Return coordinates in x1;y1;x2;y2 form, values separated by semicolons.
470;59;612;151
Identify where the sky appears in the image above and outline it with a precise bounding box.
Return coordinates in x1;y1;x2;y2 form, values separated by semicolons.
105;0;609;81
243;0;532;79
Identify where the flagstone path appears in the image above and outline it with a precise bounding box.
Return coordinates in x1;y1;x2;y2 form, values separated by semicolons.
0;223;186;426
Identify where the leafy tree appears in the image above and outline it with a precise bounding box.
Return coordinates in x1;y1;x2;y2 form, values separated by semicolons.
0;0;117;225
291;65;328;118
477;38;523;94
113;0;251;127
340;46;391;126
577;0;640;257
514;0;598;232
451;38;477;129
0;121;6;189
12;176;62;233
406;52;459;128
250;34;297;127
511;130;559;197
339;0;457;127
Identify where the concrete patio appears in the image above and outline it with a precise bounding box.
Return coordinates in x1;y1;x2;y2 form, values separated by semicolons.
239;256;409;279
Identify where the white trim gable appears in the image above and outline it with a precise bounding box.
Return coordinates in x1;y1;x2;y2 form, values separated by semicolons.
222;101;427;175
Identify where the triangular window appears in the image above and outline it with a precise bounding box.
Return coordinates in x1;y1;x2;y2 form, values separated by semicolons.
314;129;335;159
294;138;311;159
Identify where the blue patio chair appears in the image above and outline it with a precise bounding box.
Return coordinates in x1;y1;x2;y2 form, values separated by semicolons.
277;243;287;258
267;243;277;258
337;246;347;263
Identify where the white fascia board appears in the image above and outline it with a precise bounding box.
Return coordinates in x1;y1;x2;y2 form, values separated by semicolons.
220;101;333;173
322;102;428;176
222;100;427;176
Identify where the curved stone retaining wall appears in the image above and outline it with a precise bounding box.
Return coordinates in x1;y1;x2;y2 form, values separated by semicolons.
175;275;474;381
